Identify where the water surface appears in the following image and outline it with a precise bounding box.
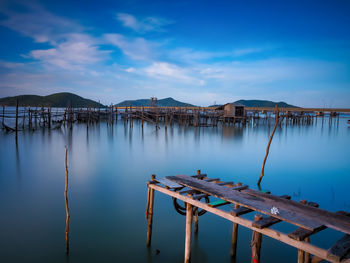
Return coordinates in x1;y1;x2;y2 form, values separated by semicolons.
1;116;349;263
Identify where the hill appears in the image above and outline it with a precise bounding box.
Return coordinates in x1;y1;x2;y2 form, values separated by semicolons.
116;97;196;107
0;93;105;108
210;100;297;108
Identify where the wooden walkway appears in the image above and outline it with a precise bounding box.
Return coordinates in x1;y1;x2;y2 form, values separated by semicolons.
145;171;350;263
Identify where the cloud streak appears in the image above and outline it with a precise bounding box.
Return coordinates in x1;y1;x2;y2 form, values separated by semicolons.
116;13;171;33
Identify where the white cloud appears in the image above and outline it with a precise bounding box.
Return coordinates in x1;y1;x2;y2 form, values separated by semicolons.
125;67;135;73
105;33;159;60
116;13;171;33
144;62;205;85
29;34;109;70
0;2;83;44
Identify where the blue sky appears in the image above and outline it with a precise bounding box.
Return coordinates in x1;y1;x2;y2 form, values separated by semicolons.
0;0;349;107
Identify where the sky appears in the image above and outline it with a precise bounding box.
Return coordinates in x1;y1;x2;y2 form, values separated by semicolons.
0;0;349;107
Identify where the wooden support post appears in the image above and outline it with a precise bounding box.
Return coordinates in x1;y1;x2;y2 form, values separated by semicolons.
231;183;242;258
304;237;310;263
185;202;193;263
146;174;156;247
193;169;201;234
251;214;263;263
298;200;307;263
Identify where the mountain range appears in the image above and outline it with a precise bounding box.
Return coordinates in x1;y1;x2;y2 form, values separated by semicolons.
115;97;195;107
0;93;104;108
0;93;298;108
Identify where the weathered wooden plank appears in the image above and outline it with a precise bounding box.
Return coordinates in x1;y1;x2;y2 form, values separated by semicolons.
166;175;347;232
156;178;183;189
252;195;291;229
327;235;350;262
289;209;344;241
241;188;350;235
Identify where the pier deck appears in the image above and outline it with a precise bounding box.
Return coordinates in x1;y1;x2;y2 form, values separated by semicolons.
145;172;350;263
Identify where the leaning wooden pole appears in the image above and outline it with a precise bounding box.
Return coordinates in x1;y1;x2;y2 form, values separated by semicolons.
15;100;19;139
257;105;279;186
146;174;156;246
64;146;70;254
184;202;193;263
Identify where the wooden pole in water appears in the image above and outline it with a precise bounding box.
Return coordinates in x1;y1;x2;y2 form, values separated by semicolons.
2;105;5;126
251;214;263;263
15;100;19;139
64;146;70;254
230;182;242;258
193;169;201;234
258;105;279;186
184;201;193;263
146;174;156;247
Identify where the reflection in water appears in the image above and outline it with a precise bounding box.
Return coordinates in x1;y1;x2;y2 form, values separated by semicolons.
64;147;70;255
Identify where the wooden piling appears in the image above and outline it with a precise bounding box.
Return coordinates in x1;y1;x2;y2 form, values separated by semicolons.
231;182;242;258
251;214;263;263
15;100;18;139
146;174;156;247
193;170;201;234
184;202;193;263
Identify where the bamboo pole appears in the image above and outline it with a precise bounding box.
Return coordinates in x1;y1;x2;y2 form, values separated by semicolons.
146;174;156;246
64;146;70;254
251;214;263;263
258;105;279;186
184;202;193;263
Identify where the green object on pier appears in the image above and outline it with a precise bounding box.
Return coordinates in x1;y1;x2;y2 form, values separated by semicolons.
208;199;228;206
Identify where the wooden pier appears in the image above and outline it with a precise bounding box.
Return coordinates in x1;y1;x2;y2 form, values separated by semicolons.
145;171;350;263
0;104;347;134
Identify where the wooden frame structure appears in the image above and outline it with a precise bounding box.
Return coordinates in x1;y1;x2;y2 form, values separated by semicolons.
145;171;350;263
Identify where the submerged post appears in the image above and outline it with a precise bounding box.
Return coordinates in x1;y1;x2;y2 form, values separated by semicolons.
184;202;193;263
146;174;156;246
251;214;263;263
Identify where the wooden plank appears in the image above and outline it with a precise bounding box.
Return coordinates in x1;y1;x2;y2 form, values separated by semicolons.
289;209;346;241
327;235;350;262
225;180;350;235
168;175;350;234
149;183;342;263
156;178;183;189
252;195;291;229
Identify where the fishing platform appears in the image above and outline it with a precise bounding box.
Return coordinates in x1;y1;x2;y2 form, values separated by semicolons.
145;171;350;263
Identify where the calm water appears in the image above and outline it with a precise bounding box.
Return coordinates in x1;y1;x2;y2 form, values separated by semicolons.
1;117;349;263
